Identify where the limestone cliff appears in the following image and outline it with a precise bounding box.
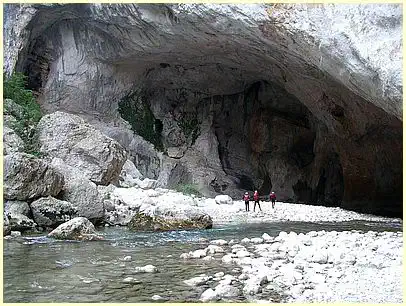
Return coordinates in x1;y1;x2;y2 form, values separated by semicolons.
3;3;402;216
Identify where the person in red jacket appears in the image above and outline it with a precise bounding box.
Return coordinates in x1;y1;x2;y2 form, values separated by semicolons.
243;192;250;212
270;191;276;209
253;190;262;212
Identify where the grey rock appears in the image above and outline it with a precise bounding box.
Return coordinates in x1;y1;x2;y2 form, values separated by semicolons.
184;275;210;286
4;152;64;201
48;217;103;240
37;111;127;185
4;200;36;232
118;159;143;187
200;288;218;302
3;126;24;155
215;195;233;205
214;284;240;298
61;177;105;223
30;196;77;228
167;146;186;159
4;99;24;119
134;265;158;273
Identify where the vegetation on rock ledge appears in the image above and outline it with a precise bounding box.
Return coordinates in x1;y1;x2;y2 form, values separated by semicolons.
174;183;202;197
3;72;42;155
118;93;164;151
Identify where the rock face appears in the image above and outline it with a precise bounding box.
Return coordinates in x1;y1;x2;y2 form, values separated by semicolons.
47;217;103;240
4;4;402;216
36;111;127;185
4;152;64;200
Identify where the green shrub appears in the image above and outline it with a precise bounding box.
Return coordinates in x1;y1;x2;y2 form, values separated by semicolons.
3;72;42;155
118;93;164;151
174;183;202;197
179;116;200;145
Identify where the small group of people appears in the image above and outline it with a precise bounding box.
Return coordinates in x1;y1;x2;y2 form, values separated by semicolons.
242;190;277;212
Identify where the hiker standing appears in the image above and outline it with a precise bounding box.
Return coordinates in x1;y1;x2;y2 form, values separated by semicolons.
270;191;276;209
253;190;262;212
243;192;250;212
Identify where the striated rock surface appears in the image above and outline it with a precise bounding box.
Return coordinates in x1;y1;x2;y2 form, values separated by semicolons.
4;152;64;200
48;217;103;240
36;111;127;185
4;3;402;216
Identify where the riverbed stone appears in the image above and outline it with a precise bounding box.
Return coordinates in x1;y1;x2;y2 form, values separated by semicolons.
251;237;264;244
222;254;234;264
190;249;208;258
210;239;229;245
134;265;158;273
48;217;103;240
184;275;210;286
206;245;225;254
262;233;273;242
128;209;212;231
215;284;240;298
236;250;251;258
200;288;218;302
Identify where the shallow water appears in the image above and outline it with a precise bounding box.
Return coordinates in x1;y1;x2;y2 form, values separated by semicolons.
3;220;402;302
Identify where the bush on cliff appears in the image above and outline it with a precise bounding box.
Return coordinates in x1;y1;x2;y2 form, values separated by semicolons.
3;72;42;155
175;183;202;197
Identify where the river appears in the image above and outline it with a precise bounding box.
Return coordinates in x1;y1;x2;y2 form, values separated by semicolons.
3;220;402;302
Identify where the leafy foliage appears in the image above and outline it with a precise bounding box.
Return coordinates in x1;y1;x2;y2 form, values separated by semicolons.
179;116;200;145
3;72;42;155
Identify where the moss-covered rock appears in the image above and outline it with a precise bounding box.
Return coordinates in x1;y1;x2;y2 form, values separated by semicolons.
128;212;213;232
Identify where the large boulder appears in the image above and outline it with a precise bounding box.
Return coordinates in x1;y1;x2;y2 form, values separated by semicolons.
128;205;213;231
36;111;128;185
3;126;24;155
4;152;64;200
4;200;37;232
47;217;103;240
30;196;77;228
61;177;105;224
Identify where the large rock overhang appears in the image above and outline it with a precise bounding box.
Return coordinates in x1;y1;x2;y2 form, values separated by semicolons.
4;3;402;217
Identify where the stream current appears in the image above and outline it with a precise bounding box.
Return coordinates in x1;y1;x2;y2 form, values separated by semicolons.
4;220;402;302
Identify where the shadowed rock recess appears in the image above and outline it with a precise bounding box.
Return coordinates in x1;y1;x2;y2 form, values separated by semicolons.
4;4;402;217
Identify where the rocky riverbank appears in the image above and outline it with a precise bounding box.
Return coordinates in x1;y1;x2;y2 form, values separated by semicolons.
180;229;403;303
